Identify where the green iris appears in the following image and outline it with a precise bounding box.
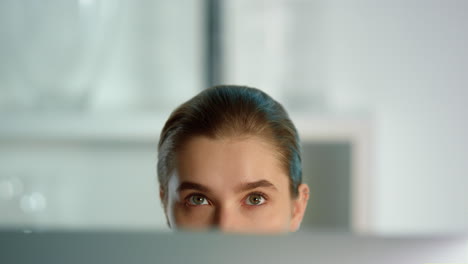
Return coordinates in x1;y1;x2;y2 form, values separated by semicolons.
247;194;264;205
189;195;207;205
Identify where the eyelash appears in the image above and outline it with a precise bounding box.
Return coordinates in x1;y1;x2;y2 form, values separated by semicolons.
183;192;269;207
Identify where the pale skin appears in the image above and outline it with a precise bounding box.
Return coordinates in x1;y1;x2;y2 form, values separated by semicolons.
160;135;310;233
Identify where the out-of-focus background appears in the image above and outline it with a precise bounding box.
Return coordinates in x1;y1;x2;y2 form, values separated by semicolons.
0;0;467;235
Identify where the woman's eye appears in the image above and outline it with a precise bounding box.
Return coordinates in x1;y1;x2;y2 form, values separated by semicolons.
187;194;209;206
245;193;266;206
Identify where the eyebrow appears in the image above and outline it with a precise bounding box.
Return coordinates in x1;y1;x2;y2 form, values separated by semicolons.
177;181;211;193
176;179;278;194
235;180;278;193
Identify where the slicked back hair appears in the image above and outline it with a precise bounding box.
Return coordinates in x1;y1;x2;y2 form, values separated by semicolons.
157;85;302;206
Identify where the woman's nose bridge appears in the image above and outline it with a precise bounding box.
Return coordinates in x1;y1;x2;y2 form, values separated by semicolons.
213;204;238;230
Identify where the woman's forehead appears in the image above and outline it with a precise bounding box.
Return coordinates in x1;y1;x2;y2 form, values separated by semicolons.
173;136;289;192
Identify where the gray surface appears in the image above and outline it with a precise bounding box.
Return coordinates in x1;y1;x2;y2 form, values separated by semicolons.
301;142;351;230
0;230;467;264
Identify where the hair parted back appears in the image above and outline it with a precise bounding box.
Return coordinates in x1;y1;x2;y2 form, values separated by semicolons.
157;85;302;205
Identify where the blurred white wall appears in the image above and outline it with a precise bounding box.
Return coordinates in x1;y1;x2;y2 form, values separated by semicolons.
324;0;468;234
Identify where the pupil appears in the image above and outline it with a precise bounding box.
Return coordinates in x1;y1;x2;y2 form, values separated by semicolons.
193;196;203;204
250;195;260;204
